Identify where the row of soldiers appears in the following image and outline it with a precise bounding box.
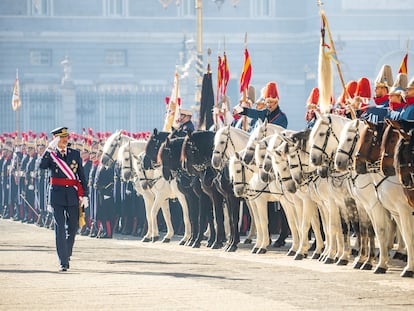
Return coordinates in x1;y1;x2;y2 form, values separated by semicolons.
305;65;414;127
0;129;162;239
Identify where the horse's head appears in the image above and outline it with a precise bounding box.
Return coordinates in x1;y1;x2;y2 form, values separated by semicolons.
309;114;343;167
380;120;400;176
396;128;414;188
182;131;215;175
144;128;169;169
354;120;383;174
212;125;231;169
273;140;296;193
118;143;133;181
335;119;362;171
243;120;266;164
255;137;272;183
101;131;122;167
284;129;311;186
228;152;249;197
381;119;414;176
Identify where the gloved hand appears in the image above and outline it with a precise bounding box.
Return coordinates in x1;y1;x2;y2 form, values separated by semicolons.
125;189;132;195
80;196;89;209
47;137;60;152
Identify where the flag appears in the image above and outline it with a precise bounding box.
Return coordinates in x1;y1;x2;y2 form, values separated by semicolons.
222;51;230;95
239;48;252;93
216;55;222;103
12;75;21;111
398;53;408;74
198;72;215;130
163;70;180;132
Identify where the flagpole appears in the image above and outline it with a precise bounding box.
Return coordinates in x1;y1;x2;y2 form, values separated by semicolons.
242;32;248;131
14;68;20;134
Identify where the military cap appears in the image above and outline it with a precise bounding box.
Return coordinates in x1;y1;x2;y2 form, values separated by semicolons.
50;126;69;137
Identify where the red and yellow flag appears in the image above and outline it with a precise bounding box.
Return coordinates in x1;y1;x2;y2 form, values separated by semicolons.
12;74;21;111
398;53;408;74
239;48;252;93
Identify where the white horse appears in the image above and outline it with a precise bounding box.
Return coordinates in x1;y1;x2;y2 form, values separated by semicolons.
309;113;356;265
334;119;395;273
242;119;285;165
278;130;325;261
118;142;170;243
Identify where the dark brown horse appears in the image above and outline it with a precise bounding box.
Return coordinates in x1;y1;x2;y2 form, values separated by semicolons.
395;128;414;209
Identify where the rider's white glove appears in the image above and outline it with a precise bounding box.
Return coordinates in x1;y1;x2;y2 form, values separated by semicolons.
80;196;89;209
47;137;60;152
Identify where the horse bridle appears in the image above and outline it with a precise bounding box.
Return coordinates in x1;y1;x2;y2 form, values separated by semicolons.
213;128;236;165
102;133;122;167
311;115;340;161
336;125;360;162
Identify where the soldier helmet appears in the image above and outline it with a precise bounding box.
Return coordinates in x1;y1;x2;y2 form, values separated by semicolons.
375;64;394;90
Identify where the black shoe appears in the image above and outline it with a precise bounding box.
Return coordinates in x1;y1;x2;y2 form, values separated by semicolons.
59;264;69;272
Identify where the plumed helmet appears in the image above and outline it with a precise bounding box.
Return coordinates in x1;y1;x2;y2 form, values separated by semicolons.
375;64;394;90
306;87;319;106
355;77;371;99
389;73;408;95
338;80;357;104
264;81;278;100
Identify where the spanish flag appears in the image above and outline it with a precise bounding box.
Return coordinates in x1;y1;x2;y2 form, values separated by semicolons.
12;71;21;111
398;53;408;74
239;48;252;93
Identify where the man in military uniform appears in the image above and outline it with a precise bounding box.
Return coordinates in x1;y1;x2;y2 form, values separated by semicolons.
177;109;195;132
39;127;89;272
34;133;48;227
1;135;13;218
23;135;37;223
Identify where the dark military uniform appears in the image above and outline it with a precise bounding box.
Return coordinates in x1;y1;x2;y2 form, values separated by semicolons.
39;127;88;271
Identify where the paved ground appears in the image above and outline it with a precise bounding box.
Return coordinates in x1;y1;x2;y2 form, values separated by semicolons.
0;219;413;311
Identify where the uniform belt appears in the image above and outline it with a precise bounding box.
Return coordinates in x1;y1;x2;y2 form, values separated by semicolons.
50;177;80;187
50;177;85;198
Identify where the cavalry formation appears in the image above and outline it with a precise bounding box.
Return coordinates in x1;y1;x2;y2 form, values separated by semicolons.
100;114;414;278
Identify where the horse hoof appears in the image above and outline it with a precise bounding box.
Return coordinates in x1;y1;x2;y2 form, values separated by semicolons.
311;253;320;260
392;251;404;260
162;238;171;243
179;240;186;246
286;250;296;256
206;241;214;248
192;241;201;248
273;240;286;248
324;257;335;264
152;236;159;242
401;270;414;278
141;237;151;243
257;248;267;254
374;267;387;274
353;261;363;269
336;259;348;266
360;263;372;270
251;247;259;254
211;242;223;249
244;238;252;244
294;253;304;261
226;245;237;252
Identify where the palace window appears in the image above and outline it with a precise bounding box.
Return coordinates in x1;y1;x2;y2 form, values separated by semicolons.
251;0;273;18
30;0;51;16
104;0;128;17
105;50;127;66
30;49;52;66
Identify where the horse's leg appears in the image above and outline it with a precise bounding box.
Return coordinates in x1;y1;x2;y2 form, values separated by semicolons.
175;189;191;246
280;197;300;257
211;188;225;249
310;205;324;259
228;195;241;252
244;199;256;244
294;196;314;260
141;191;155;242
256;197;270;254
246;199;261;253
366;201;392;274
396;205;414;277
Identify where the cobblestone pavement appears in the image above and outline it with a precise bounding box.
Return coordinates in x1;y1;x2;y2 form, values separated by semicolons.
0;219;413;311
